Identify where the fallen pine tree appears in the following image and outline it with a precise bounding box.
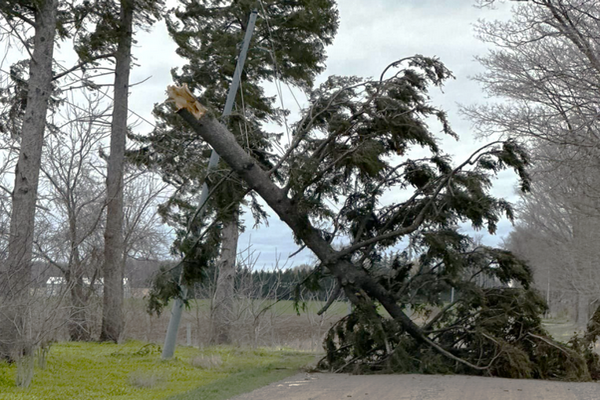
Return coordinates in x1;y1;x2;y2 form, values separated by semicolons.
161;57;599;380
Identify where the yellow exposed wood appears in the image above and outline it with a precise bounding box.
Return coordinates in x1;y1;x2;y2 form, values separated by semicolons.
166;84;208;120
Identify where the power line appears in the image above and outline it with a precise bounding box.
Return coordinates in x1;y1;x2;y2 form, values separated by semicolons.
0;65;157;130
257;0;292;146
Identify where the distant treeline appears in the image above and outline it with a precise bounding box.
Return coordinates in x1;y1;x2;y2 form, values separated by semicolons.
191;264;338;301
190;254;407;302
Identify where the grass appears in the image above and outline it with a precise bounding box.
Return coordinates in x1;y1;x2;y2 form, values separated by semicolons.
182;298;349;317
267;299;349;316
0;341;316;400
166;356;313;400
543;318;583;343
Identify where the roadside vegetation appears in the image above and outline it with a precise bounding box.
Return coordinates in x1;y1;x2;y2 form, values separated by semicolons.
0;341;314;400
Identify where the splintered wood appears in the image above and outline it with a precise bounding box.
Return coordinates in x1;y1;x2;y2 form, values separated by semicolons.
166;84;208;119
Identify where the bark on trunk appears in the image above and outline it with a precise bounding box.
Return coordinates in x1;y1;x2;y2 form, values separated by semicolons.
571;210;594;327
0;0;58;360
210;211;239;344
68;272;91;341
67;200;91;340
3;0;57;296
100;0;133;343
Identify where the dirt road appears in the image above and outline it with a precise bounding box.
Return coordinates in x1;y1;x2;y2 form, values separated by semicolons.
231;373;599;400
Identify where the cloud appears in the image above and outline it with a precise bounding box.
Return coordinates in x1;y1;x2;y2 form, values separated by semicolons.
235;0;517;268
0;1;516;269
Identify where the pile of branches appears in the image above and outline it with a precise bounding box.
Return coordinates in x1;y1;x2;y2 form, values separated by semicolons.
320;253;599;380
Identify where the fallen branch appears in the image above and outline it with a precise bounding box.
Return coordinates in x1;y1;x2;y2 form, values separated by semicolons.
317;284;342;316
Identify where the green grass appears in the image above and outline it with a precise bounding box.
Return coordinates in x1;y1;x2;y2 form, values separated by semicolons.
543;318;582;343
182;298;349;316
0;341;316;400
166;354;313;400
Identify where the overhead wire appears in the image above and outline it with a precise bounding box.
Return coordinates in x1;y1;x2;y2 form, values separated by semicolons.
256;0;292;147
0;66;195;163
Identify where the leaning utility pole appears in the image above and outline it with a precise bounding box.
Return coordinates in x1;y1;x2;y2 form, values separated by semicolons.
161;10;258;359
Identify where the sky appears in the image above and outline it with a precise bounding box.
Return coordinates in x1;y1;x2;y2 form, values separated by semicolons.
2;0;517;269
217;0;514;268
115;0;516;268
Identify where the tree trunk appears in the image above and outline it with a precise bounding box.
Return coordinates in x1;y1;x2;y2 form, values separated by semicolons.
0;0;58;361
3;0;57;297
210;211;239;344
68;271;91;341
100;0;133;343
67;198;91;340
571;210;594;327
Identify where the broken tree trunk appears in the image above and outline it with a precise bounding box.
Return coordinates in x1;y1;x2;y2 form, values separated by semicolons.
173;106;485;370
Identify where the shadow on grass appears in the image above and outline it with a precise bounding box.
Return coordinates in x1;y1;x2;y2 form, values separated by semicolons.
166;362;305;400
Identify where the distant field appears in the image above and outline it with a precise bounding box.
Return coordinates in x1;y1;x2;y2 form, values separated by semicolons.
542;319;583;343
119;298;348;351
167;298;350;316
0;341;315;400
254;299;350;316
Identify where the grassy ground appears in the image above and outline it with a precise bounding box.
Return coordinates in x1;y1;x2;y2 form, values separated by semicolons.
542;318;583;343
178;298;349;316
0;341;316;400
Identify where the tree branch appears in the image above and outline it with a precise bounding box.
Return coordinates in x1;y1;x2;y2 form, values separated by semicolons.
52;53;116;81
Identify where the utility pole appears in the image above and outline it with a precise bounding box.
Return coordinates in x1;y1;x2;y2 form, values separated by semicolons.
546;272;550;317
161;10;258;359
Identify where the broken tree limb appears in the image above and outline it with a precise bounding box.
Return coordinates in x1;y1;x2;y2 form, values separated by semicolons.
317;284;342;316
174;106;489;371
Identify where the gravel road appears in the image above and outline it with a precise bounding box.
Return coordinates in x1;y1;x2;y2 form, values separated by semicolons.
231;373;600;400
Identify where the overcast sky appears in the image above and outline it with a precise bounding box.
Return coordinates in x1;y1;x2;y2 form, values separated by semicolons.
129;0;517;268
3;0;517;268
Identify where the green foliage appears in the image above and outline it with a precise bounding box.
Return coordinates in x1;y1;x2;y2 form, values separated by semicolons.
131;0;339;308
74;0;165;62
322;282;591;381
128;0;584;379
0;341;313;400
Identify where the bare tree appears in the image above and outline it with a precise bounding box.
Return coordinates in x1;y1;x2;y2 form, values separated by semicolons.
0;0;116;367
33;94;110;341
505;142;600;324
464;0;600;325
465;1;600;148
122;170;170;262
